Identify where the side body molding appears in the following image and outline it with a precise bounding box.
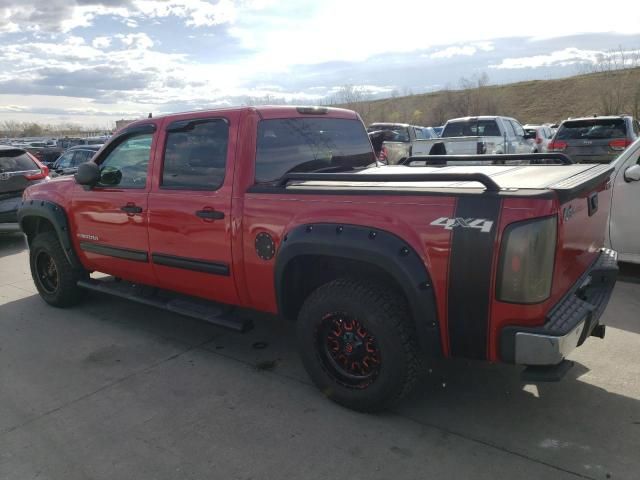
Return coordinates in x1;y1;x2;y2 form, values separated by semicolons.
275;223;441;356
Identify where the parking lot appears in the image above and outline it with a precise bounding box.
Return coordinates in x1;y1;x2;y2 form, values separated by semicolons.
1;232;639;480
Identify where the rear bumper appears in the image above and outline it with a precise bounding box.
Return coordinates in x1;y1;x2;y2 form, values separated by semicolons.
501;248;618;365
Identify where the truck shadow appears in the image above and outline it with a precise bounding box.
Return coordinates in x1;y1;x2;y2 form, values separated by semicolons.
0;232;26;258
1;291;638;479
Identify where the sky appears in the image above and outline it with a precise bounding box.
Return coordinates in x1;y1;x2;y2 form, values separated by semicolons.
1;0;640;128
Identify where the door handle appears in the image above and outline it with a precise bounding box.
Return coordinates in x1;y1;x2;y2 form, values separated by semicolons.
196;209;224;220
120;204;143;214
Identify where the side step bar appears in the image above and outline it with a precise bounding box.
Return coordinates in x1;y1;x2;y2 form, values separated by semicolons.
78;278;252;333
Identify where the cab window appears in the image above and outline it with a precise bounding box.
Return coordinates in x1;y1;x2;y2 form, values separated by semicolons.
97;134;152;189
161;119;228;190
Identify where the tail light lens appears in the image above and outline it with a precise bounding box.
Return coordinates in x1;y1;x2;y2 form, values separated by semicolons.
608;138;632;151
548;140;567;151
497;216;557;304
24;165;49;180
24;153;49;180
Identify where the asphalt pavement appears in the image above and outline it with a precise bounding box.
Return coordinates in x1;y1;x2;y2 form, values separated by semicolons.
1;232;639;480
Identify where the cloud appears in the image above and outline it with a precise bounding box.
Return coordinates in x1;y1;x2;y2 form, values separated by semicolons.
92;36;112;48
490;48;603;69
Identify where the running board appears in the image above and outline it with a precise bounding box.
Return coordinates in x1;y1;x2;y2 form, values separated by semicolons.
78;277;252;332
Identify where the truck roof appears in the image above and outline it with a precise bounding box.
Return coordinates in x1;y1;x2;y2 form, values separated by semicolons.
120;106;359;132
446;116;515;123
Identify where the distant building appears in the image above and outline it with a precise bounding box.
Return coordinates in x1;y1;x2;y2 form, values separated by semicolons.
115;119;136;131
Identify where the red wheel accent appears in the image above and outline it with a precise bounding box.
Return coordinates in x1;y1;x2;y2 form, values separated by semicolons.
318;312;382;388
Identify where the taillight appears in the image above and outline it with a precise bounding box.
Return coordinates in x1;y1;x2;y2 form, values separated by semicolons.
24;165;49;180
548;140;567;152
497;216;557;304
608;138;632;151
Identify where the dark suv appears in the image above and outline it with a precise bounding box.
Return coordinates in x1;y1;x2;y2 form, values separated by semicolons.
51;145;102;176
0;146;49;231
548;115;640;163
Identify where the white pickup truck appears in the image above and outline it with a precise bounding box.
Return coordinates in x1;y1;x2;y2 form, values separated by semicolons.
439;116;535;155
367;123;446;164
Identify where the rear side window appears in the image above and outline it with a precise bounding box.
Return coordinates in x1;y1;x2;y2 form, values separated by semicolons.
557;119;627;140
0;150;37;172
162;119;228;190
255;118;374;184
510;121;525;137
442;120;501;137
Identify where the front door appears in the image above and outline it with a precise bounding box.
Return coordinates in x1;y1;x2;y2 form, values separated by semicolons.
70;125;157;285
147;115;239;304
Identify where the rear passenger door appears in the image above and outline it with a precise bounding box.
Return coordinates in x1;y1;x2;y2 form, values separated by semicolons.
147;114;239;304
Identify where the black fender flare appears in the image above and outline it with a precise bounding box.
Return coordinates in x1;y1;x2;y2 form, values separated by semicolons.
275;223;441;356
17;199;81;269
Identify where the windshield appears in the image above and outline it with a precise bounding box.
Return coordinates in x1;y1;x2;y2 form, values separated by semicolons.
255;118;374;183
442;119;501;137
557;119;627;140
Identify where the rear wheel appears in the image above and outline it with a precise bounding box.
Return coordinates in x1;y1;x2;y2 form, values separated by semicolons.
29;231;87;307
296;278;419;412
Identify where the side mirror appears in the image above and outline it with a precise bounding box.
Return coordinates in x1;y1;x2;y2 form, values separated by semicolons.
624;164;640;182
74;162;100;186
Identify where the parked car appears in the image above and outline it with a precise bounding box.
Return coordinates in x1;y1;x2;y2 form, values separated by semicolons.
51;145;102;176
367;123;445;164
27;146;64;166
439;116;535;155
18;106;617;412
548;115;640;163
523;124;554;152
0;146;49;232
606;137;640;264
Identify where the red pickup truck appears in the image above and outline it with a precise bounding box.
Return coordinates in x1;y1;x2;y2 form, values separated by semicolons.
18;106;617;412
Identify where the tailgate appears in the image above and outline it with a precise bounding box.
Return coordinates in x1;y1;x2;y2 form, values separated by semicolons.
442;137;488;155
552;163;613;294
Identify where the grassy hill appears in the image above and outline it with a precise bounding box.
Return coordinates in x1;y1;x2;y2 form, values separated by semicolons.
346;67;640;127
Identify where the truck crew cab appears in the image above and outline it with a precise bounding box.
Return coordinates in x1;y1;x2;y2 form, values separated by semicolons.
18;106;617;412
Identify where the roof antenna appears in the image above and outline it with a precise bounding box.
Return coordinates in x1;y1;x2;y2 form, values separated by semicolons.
148;112;153;118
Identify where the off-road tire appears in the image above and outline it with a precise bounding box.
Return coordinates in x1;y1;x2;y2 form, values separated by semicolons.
297;278;419;412
29;231;87;307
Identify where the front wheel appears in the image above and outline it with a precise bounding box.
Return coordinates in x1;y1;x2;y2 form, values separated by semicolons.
296;279;419;412
29;231;87;307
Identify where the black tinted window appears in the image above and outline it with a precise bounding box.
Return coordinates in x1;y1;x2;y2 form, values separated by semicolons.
162;119;228;190
0;150;37;172
255;118;374;183
442;120;500;137
557;119;627;140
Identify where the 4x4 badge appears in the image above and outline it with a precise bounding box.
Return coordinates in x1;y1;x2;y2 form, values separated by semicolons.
430;217;494;233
